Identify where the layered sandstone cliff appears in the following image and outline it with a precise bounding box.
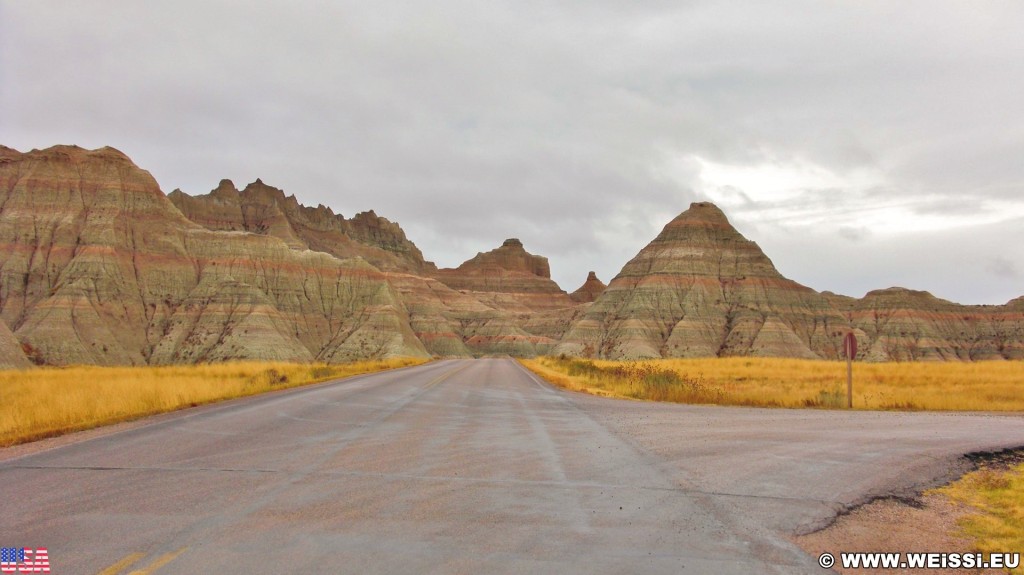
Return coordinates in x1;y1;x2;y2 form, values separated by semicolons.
434;238;575;312
398;238;576;355
169;180;436;274
170;186;582;351
831;287;1024;361
2;145;1020;366
0;145;428;366
556;203;843;359
555;202;1023;361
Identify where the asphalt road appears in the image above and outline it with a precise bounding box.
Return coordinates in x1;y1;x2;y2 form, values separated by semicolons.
3;358;1024;574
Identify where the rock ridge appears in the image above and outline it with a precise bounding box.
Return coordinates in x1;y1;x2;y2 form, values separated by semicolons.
0;145;429;366
169;180;436;274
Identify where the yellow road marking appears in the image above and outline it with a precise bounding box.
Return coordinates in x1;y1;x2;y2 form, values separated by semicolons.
126;547;187;575
423;363;471;390
97;552;145;575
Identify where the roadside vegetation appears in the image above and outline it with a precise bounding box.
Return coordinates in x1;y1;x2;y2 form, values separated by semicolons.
933;461;1024;574
0;358;427;447
520;356;1024;411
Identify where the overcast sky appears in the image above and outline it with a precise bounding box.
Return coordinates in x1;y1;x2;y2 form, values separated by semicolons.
3;1;1023;304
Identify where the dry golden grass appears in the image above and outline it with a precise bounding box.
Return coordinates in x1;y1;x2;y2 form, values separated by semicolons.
0;358;428;447
934;463;1024;574
521;356;1024;411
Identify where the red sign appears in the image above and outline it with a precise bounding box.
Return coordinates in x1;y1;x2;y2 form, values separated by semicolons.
844;332;858;360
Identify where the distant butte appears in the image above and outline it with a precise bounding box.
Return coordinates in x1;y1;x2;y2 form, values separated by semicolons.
569;272;607;303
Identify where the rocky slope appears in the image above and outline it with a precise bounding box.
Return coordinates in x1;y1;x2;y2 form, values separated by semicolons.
831;288;1024;361
555;202;1023;361
0;145;428;366
172;185;585;355
434;238;575;312
0;320;30;368
169;180;436;274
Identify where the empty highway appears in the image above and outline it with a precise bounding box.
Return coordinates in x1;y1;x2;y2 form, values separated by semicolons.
3;359;1024;574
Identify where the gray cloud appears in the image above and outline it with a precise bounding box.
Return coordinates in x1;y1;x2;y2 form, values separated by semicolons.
838;226;871;242
2;1;1023;302
988;257;1018;280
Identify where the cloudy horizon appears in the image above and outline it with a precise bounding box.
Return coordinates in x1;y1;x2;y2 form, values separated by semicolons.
3;1;1022;304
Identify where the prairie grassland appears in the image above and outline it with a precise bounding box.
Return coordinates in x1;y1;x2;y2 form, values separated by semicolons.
520;356;1024;411
0;358;428;447
933;463;1024;574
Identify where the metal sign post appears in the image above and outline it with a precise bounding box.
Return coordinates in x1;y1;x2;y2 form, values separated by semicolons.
844;332;857;408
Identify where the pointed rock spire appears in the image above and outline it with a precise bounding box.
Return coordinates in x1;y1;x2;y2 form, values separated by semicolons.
569;271;607;303
556;202;839;360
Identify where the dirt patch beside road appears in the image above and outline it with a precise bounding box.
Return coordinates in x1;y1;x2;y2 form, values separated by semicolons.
796;450;1024;575
795;494;1000;575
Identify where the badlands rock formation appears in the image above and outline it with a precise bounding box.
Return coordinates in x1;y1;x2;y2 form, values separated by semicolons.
1;145;1020;366
0;145;428;366
555;202;1023;361
169;180;435;274
832;287;1024;361
555;203;844;359
434;238;575;312
569;272;607;303
385;238;580;358
170;185;581;358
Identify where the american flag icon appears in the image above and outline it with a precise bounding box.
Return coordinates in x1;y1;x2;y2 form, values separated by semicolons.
0;548;50;573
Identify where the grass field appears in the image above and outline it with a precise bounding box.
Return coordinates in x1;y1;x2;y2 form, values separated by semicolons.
520;356;1024;411
0;358;428;447
934;462;1024;574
